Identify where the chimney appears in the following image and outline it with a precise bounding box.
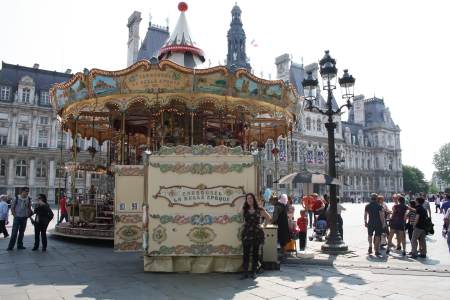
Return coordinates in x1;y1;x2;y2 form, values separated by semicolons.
33;63;39;69
65;69;72;74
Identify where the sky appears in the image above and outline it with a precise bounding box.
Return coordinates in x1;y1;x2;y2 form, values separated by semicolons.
1;0;449;180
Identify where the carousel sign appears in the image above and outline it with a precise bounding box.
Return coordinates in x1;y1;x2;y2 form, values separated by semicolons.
154;185;245;207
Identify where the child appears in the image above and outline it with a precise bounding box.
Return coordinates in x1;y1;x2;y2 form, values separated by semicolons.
297;210;308;251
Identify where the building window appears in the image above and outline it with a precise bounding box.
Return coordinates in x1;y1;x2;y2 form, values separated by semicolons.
278;139;286;161
36;160;47;178
0;86;11;101
40;91;49;105
317;119;322;132
57;131;66;149
266;174;273;188
39;116;49;125
293;141;299;162
22;88;31;103
76;170;84;179
56;162;66;178
38;130;48;148
266;140;273;161
77;135;85;149
35;187;48;196
18;129;28;147
0;159;6;176
16;159;27;177
0;127;7;146
306;117;311;131
0;135;7;146
91;173;100;179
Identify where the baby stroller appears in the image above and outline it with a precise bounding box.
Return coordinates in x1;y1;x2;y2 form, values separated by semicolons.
309;219;327;241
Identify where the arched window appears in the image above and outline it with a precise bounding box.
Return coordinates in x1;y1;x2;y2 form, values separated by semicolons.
16;159;27;177
36;160;47;177
0;159;6;176
22;88;31;103
306;117;311;131
317;119;322;132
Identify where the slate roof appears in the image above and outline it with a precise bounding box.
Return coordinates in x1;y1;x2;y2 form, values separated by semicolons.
137;24;169;61
0;62;72;99
289;62;304;96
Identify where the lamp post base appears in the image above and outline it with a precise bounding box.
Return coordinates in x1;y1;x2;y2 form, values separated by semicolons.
321;239;348;254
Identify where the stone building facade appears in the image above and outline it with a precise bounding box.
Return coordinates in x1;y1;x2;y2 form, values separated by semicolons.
0;62;105;202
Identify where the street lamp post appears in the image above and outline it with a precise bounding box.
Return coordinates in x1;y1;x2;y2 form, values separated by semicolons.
302;50;355;254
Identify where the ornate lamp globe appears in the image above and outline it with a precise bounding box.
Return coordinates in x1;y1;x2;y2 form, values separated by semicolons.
319;50;338;89
302;71;319;109
339;69;355;100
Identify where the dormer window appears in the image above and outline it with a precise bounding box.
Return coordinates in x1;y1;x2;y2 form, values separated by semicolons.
22;88;31;103
0;86;11;101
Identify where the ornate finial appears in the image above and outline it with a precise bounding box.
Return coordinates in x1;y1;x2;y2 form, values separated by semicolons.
149;11;152;24
165;17;169;29
178;2;188;12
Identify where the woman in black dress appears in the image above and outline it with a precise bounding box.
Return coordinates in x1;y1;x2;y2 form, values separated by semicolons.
273;194;290;259
31;194;54;251
241;193;271;279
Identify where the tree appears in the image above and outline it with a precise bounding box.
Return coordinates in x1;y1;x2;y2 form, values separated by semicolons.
433;142;450;183
403;165;428;194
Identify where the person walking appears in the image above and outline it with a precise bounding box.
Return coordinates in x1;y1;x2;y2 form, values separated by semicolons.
410;197;428;259
444;208;450;253
31;194;54;252
0;195;9;238
7;187;32;251
273;194;290;260
441;194;450;214
240;193;271;279
434;195;441;214
386;196;408;256
336;197;346;239
377;195;391;248
301;194;315;228
297;210;308;251
58;193;69;224
365;193;385;256
406;200;417;242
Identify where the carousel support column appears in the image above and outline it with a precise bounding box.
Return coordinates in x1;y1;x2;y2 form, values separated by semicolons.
120;111;126;165
190;110;194;146
147;119;152;150
287;125;294;196
71;117;78;226
219;109;223;145
273;148;279;194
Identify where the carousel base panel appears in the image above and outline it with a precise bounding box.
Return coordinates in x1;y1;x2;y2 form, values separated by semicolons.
52;223;114;241
144;255;243;273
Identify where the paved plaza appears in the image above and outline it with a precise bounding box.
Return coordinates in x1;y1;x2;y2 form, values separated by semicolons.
0;203;449;300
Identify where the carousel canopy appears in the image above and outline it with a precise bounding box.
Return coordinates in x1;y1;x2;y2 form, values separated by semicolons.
50;59;298;143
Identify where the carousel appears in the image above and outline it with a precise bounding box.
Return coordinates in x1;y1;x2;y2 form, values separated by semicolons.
50;2;299;272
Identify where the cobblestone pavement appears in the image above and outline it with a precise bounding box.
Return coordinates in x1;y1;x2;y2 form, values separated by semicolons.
0;204;449;300
291;203;450;272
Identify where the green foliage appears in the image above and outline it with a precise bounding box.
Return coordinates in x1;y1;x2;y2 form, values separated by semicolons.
403;165;428;194
433;143;450;183
428;184;438;194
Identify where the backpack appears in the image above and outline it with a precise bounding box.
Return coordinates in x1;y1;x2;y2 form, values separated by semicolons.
424;217;434;235
15;196;32;217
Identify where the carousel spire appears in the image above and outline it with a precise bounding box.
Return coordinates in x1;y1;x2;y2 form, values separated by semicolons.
158;2;205;68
